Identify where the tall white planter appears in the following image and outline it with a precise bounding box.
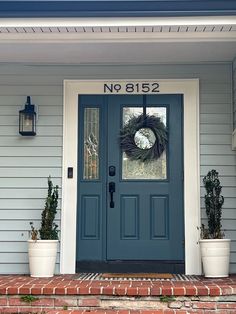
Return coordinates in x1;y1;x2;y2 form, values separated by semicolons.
28;240;58;277
199;239;231;278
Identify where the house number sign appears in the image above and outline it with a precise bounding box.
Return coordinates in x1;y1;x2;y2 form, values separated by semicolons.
104;82;160;94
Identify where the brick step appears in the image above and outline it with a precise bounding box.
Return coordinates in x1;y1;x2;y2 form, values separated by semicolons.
0;295;236;314
44;310;236;314
1;275;236;297
0;308;236;314
0;276;236;313
0;310;236;314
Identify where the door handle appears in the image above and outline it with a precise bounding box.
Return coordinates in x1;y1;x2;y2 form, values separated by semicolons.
109;182;115;208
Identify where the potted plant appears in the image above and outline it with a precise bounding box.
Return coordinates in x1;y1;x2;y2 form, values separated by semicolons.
28;176;59;277
199;169;231;277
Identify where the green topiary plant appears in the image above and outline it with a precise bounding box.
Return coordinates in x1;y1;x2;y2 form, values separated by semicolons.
30;176;59;240
201;169;224;239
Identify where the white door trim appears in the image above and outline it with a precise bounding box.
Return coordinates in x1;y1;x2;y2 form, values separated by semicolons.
61;79;201;275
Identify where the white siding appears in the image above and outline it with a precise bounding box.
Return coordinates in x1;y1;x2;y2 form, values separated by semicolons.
0;63;235;274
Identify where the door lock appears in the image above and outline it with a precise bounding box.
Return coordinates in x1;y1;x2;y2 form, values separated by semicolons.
109;166;116;176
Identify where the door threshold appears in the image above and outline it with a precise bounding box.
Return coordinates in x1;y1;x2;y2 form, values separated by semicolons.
76;260;185;274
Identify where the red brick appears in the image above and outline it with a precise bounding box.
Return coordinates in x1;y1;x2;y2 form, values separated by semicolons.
150;287;161;296
48;311;76;314
89;286;102;294
31;287;43;294
217;303;236;309
89;281;103;287
0;307;18;313
161;287;172;296
32;297;54;307
195;286;209;296
173;287;185;295
130;281;143;287
78;287;90;294
0;288;7;294
8;297;25;306
126;287;139;296
55;287;67;294
185;311;204;314
114;287;128;296
220;286;233;295
185;286;197;295
78;297;100;307
43;286;55;294
205;311;228;314
7;287;18;294
90;309;109;314
66;287;78;294
16;307;45;313
54;297;78;307
208;286;221;296
137;287;150;296
231;284;236;294
0;298;7;305
18;286;31;294
142;311;164;314
192;302;216;310
102;286;114;295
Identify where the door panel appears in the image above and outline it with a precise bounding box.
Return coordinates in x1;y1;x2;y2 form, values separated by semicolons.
151;196;168;239
120;195;139;239
77;96;105;260
77;94;184;266
107;95;183;260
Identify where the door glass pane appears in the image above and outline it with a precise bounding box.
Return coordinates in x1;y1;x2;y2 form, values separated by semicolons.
122;107;167;180
83;108;99;180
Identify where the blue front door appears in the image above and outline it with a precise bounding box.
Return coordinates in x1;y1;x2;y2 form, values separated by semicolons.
77;94;184;271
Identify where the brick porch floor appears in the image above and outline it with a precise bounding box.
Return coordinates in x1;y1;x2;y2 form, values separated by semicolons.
0;275;236;313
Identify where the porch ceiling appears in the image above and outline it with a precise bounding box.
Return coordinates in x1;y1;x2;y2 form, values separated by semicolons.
0;16;236;64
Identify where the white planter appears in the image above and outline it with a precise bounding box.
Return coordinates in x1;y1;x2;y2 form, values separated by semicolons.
199;239;231;278
28;240;58;277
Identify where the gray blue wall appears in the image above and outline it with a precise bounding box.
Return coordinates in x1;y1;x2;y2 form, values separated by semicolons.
0;63;235;274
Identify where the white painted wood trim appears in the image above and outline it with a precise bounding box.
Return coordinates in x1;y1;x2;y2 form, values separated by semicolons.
61;79;201;275
1;32;235;43
0;16;236;43
0;16;235;27
60;83;79;274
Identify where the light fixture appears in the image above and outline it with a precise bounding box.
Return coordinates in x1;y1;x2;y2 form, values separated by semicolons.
19;96;36;136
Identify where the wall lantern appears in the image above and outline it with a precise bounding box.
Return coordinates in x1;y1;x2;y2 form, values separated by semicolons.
19;96;36;136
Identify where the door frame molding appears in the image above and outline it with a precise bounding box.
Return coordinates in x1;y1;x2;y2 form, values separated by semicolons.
61;79;201;275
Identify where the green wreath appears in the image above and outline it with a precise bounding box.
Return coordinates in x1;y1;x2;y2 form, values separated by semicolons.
120;114;168;162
